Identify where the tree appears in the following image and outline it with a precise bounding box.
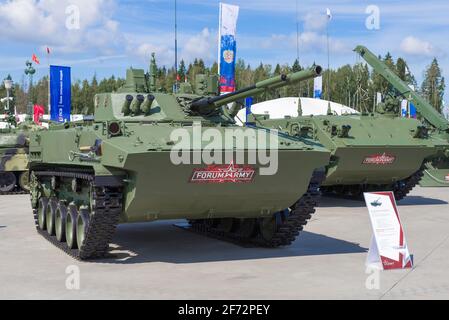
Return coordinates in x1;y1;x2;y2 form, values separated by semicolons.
371;53;396;99
3;52;427;116
421;58;445;113
187;58;207;83
210;62;218;75
396;58;418;90
292;59;302;72
178;60;187;81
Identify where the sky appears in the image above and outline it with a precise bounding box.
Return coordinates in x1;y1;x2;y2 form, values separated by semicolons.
0;0;448;104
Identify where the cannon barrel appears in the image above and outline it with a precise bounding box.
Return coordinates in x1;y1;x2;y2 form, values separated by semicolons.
354;45;449;131
190;65;323;115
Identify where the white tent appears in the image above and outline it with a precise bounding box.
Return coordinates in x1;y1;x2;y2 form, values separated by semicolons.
236;97;359;126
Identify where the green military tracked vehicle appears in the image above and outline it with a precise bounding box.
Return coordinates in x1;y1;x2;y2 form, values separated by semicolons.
247;47;449;201
29;55;330;260
0;115;45;194
252;107;447;200
354;45;449;188
0;117;31;194
1;74;38;194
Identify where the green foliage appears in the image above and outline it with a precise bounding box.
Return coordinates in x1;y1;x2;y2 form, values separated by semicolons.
3;54;445;115
421;58;445;113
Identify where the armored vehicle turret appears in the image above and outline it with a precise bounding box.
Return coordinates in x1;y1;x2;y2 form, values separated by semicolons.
28;55;330;260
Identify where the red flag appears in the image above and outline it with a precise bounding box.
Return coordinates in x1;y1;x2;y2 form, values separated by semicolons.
33;105;45;125
32;54;40;64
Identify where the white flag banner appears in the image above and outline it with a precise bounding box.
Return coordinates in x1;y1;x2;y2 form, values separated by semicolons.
401;99;408;117
376;92;382;105
220;3;239;36
314;76;323;99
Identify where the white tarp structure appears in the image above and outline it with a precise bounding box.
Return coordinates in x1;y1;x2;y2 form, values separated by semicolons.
236;97;359;126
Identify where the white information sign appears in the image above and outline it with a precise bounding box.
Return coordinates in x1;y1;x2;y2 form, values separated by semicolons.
364;192;413;270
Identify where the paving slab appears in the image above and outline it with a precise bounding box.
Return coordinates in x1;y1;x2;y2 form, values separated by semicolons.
0;187;448;300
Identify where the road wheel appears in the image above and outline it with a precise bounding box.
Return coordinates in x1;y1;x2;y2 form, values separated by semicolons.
46;198;58;236
37;197;49;230
0;172;16;193
55;202;68;242
76;208;90;250
66;205;78;249
235;218;257;239
259;212;284;242
217;218;236;233
18;172;30;192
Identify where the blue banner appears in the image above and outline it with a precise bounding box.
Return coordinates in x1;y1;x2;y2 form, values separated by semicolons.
245;97;253;124
50;66;71;123
219;35;237;94
401;100;417;119
410;102;417;118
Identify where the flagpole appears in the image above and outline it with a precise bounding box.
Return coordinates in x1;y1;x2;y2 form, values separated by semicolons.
174;0;178;93
326;9;332;115
296;0;300;62
327;21;330;101
296;0;301;97
47;47;51;116
218;3;222;81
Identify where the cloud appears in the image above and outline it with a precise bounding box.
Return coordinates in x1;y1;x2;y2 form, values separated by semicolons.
132;43;175;66
257;31;348;54
0;0;120;54
400;36;438;57
181;28;215;63
125;28;216;67
303;12;328;32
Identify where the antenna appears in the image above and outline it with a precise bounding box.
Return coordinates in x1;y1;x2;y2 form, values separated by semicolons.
295;0;300;62
326;9;332;114
174;0;179;92
295;0;302;97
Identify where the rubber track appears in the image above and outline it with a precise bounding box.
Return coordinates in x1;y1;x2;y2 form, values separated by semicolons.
33;170;123;261
321;168;425;201
188;172;323;248
393;169;424;201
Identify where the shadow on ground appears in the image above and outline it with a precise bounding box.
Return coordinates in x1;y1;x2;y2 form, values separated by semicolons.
318;196;365;208
319;195;447;208
97;221;367;265
398;196;448;206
